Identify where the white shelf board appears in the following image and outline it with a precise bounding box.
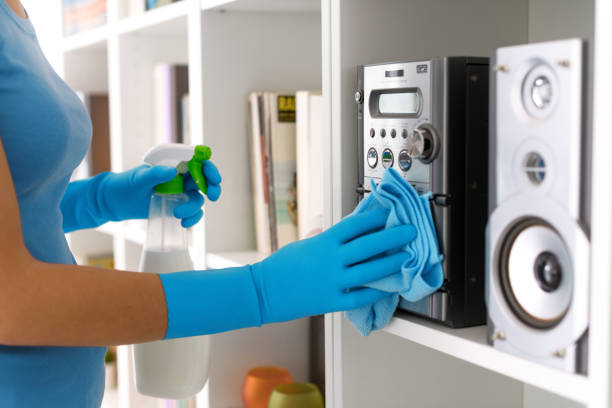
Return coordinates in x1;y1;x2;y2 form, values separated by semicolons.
96;222;118;236
62;25;109;52
383;313;591;405
123;221;147;246
118;1;189;36
206;250;265;269
202;0;320;13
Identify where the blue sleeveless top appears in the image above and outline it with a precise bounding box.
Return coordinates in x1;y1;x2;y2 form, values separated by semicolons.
0;2;105;406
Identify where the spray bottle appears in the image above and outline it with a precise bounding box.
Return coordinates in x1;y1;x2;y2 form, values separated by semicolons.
133;143;212;399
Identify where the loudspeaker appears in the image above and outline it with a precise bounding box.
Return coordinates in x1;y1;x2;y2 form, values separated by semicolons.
486;38;591;373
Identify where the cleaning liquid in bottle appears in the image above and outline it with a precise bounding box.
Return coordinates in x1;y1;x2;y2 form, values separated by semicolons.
133;144;212;399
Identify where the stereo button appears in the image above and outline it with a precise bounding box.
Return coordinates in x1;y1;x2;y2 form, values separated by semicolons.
380;128;386;138
355;90;364;104
398;150;412;171
370;128;375;138
367;148;378;168
391;129;397;138
382;149;394;169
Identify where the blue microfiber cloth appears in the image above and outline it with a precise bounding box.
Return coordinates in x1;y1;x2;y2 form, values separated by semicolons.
345;168;444;336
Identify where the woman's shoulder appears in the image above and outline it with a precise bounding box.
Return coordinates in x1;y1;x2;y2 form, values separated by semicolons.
0;2;36;40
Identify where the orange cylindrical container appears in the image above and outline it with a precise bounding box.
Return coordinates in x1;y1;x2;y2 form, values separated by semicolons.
242;367;293;408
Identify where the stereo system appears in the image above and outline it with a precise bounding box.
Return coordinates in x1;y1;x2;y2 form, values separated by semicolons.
356;57;490;328
356;38;591;373
486;39;591;373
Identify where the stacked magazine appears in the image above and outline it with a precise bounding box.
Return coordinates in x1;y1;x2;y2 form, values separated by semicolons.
248;91;323;254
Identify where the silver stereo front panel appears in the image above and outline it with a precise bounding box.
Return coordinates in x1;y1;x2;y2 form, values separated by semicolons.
362;60;439;195
358;57;490;328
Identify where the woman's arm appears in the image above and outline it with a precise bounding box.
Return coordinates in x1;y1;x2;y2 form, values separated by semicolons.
60;163;220;233
0;133;417;345
0;136;168;346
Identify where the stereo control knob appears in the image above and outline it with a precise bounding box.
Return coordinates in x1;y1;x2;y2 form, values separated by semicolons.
407;124;439;163
355;90;364;104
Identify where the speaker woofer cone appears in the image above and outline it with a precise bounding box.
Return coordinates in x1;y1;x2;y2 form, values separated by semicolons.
498;218;573;329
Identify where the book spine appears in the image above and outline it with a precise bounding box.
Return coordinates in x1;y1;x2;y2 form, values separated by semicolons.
270;93;298;250
153;64;188;145
296;91;309;239
248;93;271;255
263;93;277;251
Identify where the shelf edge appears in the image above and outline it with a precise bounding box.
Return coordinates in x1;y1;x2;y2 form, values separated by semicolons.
62;26;109;52
383;316;591;404
206;251;265;269
117;1;189;35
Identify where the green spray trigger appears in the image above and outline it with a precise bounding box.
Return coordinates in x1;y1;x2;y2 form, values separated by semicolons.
187;145;212;195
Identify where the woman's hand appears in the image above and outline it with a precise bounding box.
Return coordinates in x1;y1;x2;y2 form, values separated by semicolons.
177;161;222;227
250;208;416;323
100;161;222;227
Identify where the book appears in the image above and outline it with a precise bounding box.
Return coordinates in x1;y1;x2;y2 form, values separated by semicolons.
72;93;111;181
180;93;191;144
153;64;189;145
63;0;106;36
262;93;278;251
88;94;111;175
296;91;324;239
268;93;298;250
146;0;182;11
248;93;272;255
247;92;300;253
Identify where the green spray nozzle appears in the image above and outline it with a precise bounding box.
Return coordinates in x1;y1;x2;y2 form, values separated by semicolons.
187;145;211;195
152;144;212;195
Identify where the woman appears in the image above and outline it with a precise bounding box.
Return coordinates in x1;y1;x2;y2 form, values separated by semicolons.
0;0;416;406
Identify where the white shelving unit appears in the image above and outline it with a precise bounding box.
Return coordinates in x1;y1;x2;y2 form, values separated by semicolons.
322;0;612;408
42;0;612;406
57;0;320;407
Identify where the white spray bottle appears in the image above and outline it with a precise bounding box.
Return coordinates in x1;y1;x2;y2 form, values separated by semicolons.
133;143;211;399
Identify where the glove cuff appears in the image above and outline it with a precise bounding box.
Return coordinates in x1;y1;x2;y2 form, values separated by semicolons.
159;266;263;339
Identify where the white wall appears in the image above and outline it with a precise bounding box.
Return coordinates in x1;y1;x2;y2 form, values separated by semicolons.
21;0;63;72
335;1;530;406
529;0;595;42
201;10;322;253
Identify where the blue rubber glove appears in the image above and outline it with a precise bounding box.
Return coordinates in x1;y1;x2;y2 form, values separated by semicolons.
159;208;417;338
177;161;222;227
61;162;222;232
